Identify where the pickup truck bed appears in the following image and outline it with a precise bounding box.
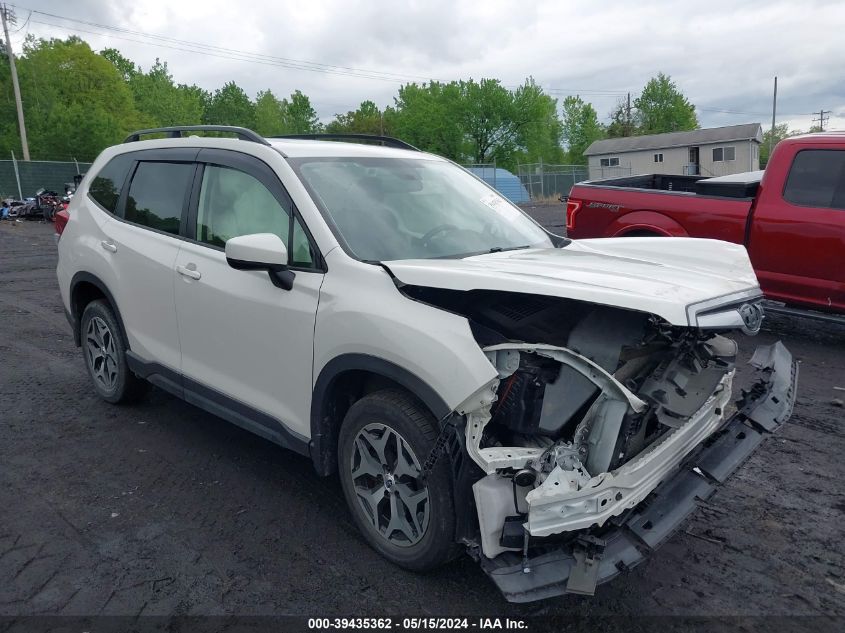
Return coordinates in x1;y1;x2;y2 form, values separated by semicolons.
566;134;845;313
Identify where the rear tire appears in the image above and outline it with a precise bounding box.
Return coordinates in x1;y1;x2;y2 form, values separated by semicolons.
338;389;458;571
80;300;148;404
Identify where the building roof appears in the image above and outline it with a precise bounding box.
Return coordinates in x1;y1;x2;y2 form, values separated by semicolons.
584;123;763;156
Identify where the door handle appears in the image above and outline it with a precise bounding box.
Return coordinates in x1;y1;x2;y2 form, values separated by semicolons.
100;240;117;253
176;264;202;280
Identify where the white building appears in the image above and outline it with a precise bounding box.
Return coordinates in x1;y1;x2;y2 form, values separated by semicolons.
584;123;763;181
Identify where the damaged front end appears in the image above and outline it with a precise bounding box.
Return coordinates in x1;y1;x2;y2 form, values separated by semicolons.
443;304;797;602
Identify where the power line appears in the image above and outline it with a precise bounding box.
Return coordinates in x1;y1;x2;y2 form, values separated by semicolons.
12;3;833;124
15;4;437;84
812;109;831;131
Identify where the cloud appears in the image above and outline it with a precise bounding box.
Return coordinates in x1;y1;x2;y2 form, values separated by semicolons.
15;0;845;130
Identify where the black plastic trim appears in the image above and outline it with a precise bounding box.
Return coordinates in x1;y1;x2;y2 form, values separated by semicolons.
273;133;419;152
126;352;310;455
309;354;451;475
68;272;128;348
124;125;270;146
225;257;296;290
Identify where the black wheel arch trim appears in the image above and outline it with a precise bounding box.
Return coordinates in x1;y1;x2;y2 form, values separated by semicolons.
309;353;451;476
68;272;129;348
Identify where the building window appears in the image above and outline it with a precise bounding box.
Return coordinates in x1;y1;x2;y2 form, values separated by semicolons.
600;157;620;167
654;153;664;163
713;146;736;162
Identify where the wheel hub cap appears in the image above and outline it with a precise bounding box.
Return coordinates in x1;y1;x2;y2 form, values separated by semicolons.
350;423;430;547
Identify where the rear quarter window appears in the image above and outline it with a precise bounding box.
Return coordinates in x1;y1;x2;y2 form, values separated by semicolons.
783;149;845;210
88;154;135;214
124;162;194;235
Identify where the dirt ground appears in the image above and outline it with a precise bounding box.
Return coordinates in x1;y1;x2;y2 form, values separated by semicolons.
1;217;843;620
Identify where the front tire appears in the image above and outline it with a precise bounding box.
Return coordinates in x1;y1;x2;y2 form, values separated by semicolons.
80;300;148;404
338;389;458;571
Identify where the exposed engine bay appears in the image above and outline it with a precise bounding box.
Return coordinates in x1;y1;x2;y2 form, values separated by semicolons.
401;286;797;599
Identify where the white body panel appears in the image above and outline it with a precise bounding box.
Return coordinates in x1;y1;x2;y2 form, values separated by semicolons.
98;219;183;371
174;240;323;436
313;250;498;413
385;237;759;327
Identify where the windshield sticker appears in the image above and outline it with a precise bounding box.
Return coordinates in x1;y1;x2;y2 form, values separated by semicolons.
480;193;521;220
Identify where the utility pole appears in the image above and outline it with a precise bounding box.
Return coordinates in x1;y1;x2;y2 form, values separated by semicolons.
769;76;777;161
625;92;632;137
812;109;831;132
1;4;29;161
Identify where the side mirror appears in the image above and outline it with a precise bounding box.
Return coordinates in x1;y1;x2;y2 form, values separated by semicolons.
225;233;295;290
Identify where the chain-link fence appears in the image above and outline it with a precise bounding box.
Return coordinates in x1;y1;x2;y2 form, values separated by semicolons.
0;159;91;200
589;165;634;181
516;163;590;200
463;163;530;203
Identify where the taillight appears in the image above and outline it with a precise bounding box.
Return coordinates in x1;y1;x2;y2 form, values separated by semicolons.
55;210;69;239
565;199;582;231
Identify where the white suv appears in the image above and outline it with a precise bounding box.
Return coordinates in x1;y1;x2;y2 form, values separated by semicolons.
57;126;796;601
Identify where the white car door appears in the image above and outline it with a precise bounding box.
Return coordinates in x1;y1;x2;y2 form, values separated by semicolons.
99;149;198;372
173;149;324;444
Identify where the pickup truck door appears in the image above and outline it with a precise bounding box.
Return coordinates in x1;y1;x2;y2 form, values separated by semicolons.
747;146;845;312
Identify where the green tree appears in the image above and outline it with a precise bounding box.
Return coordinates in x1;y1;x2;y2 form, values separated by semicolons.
391;81;464;160
128;59;204;127
391;78;563;169
514;91;565;166
326;100;387;135
284;90;320;134
254;89;287;136
760;123;801;166
204;81;255;128
100;47;137;82
560;96;604;164
458;78;518;163
0;36;143;161
458;78;558;166
634;72;698;134
606;97;637;138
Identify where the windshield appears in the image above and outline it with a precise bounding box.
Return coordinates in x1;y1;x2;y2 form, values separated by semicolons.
290;157;554;261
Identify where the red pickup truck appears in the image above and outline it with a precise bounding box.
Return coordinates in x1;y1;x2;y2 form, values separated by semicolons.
566;133;845;313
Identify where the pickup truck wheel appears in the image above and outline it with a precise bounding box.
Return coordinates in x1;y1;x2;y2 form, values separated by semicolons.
80;300;149;404
338;389;458;571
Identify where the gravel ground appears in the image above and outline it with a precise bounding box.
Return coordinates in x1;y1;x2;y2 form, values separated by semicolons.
1;217;844;620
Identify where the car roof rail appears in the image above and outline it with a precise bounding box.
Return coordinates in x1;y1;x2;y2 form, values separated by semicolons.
123;125;270;146
272;133;419;151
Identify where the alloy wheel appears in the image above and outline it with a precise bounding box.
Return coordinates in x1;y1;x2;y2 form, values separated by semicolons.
350;422;430;547
85;316;119;391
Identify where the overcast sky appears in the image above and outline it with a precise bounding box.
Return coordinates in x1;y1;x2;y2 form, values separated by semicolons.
8;0;845;132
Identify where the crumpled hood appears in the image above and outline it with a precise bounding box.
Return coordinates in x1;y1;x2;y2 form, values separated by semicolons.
384;237;760;326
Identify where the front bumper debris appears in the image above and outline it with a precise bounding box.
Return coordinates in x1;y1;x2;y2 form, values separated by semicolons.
479;341;798;603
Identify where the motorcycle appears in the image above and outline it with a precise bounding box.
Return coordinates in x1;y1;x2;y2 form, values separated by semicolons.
17;189;63;221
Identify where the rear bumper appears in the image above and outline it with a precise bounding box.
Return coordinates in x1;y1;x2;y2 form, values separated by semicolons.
480;341;797;602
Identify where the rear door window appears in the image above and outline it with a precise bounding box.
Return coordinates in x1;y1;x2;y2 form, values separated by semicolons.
125;162;194;234
783;149;845;210
88;154;135;214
